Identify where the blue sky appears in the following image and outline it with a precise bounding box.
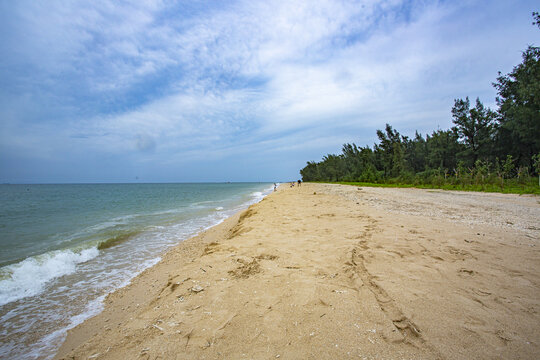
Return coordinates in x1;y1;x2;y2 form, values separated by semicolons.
0;0;538;183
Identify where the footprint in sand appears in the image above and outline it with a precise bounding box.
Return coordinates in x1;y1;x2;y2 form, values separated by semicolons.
458;268;476;276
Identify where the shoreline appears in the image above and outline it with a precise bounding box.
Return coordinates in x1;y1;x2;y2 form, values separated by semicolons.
55;183;540;359
54;207;248;359
0;183;272;360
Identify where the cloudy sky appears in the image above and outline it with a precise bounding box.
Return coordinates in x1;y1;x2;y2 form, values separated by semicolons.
0;0;538;183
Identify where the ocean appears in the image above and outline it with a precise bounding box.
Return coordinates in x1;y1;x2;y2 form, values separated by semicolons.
0;183;273;359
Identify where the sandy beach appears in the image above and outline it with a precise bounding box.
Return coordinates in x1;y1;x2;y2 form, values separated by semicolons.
55;183;540;360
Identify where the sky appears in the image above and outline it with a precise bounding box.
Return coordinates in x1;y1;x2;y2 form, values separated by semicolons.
0;0;538;183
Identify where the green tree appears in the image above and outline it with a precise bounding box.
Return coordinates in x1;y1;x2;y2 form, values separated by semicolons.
318;154;345;181
341;143;362;180
404;132;428;173
375;124;406;178
502;155;515;179
493;45;540;168
340;143;377;181
532;153;540;185
300;161;320;181
533;11;540;28
425;129;462;171
451;97;497;165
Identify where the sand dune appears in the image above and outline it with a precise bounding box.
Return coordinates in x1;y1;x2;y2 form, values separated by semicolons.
56;183;540;359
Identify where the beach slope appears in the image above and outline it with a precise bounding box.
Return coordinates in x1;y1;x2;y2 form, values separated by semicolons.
56;183;540;359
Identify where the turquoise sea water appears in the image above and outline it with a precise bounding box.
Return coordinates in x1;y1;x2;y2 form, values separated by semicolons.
0;183;272;359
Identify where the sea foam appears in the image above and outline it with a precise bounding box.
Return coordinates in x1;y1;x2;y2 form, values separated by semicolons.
0;247;99;306
250;191;264;202
251;186;274;202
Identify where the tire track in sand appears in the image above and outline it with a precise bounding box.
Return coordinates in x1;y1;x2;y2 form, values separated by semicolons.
344;218;438;355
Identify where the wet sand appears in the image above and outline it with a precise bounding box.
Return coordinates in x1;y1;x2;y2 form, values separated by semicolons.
55;183;540;359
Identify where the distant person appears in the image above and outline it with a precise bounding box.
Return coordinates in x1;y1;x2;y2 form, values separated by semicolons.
297;179;302;186
273;183;277;191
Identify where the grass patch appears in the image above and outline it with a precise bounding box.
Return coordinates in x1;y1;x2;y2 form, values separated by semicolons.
311;181;540;195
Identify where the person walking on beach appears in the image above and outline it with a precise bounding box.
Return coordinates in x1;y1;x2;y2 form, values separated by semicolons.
273;183;277;191
297;179;302;186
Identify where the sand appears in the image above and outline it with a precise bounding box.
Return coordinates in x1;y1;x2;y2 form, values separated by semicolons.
55;183;540;360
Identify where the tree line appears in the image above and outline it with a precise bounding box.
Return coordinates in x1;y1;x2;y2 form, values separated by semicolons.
300;13;540;190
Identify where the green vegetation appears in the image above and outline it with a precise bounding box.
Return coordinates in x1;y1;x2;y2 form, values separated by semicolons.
301;13;540;195
314;180;540;195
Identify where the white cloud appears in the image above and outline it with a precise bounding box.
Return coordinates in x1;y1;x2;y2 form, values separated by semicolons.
60;1;539;147
1;0;538;181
